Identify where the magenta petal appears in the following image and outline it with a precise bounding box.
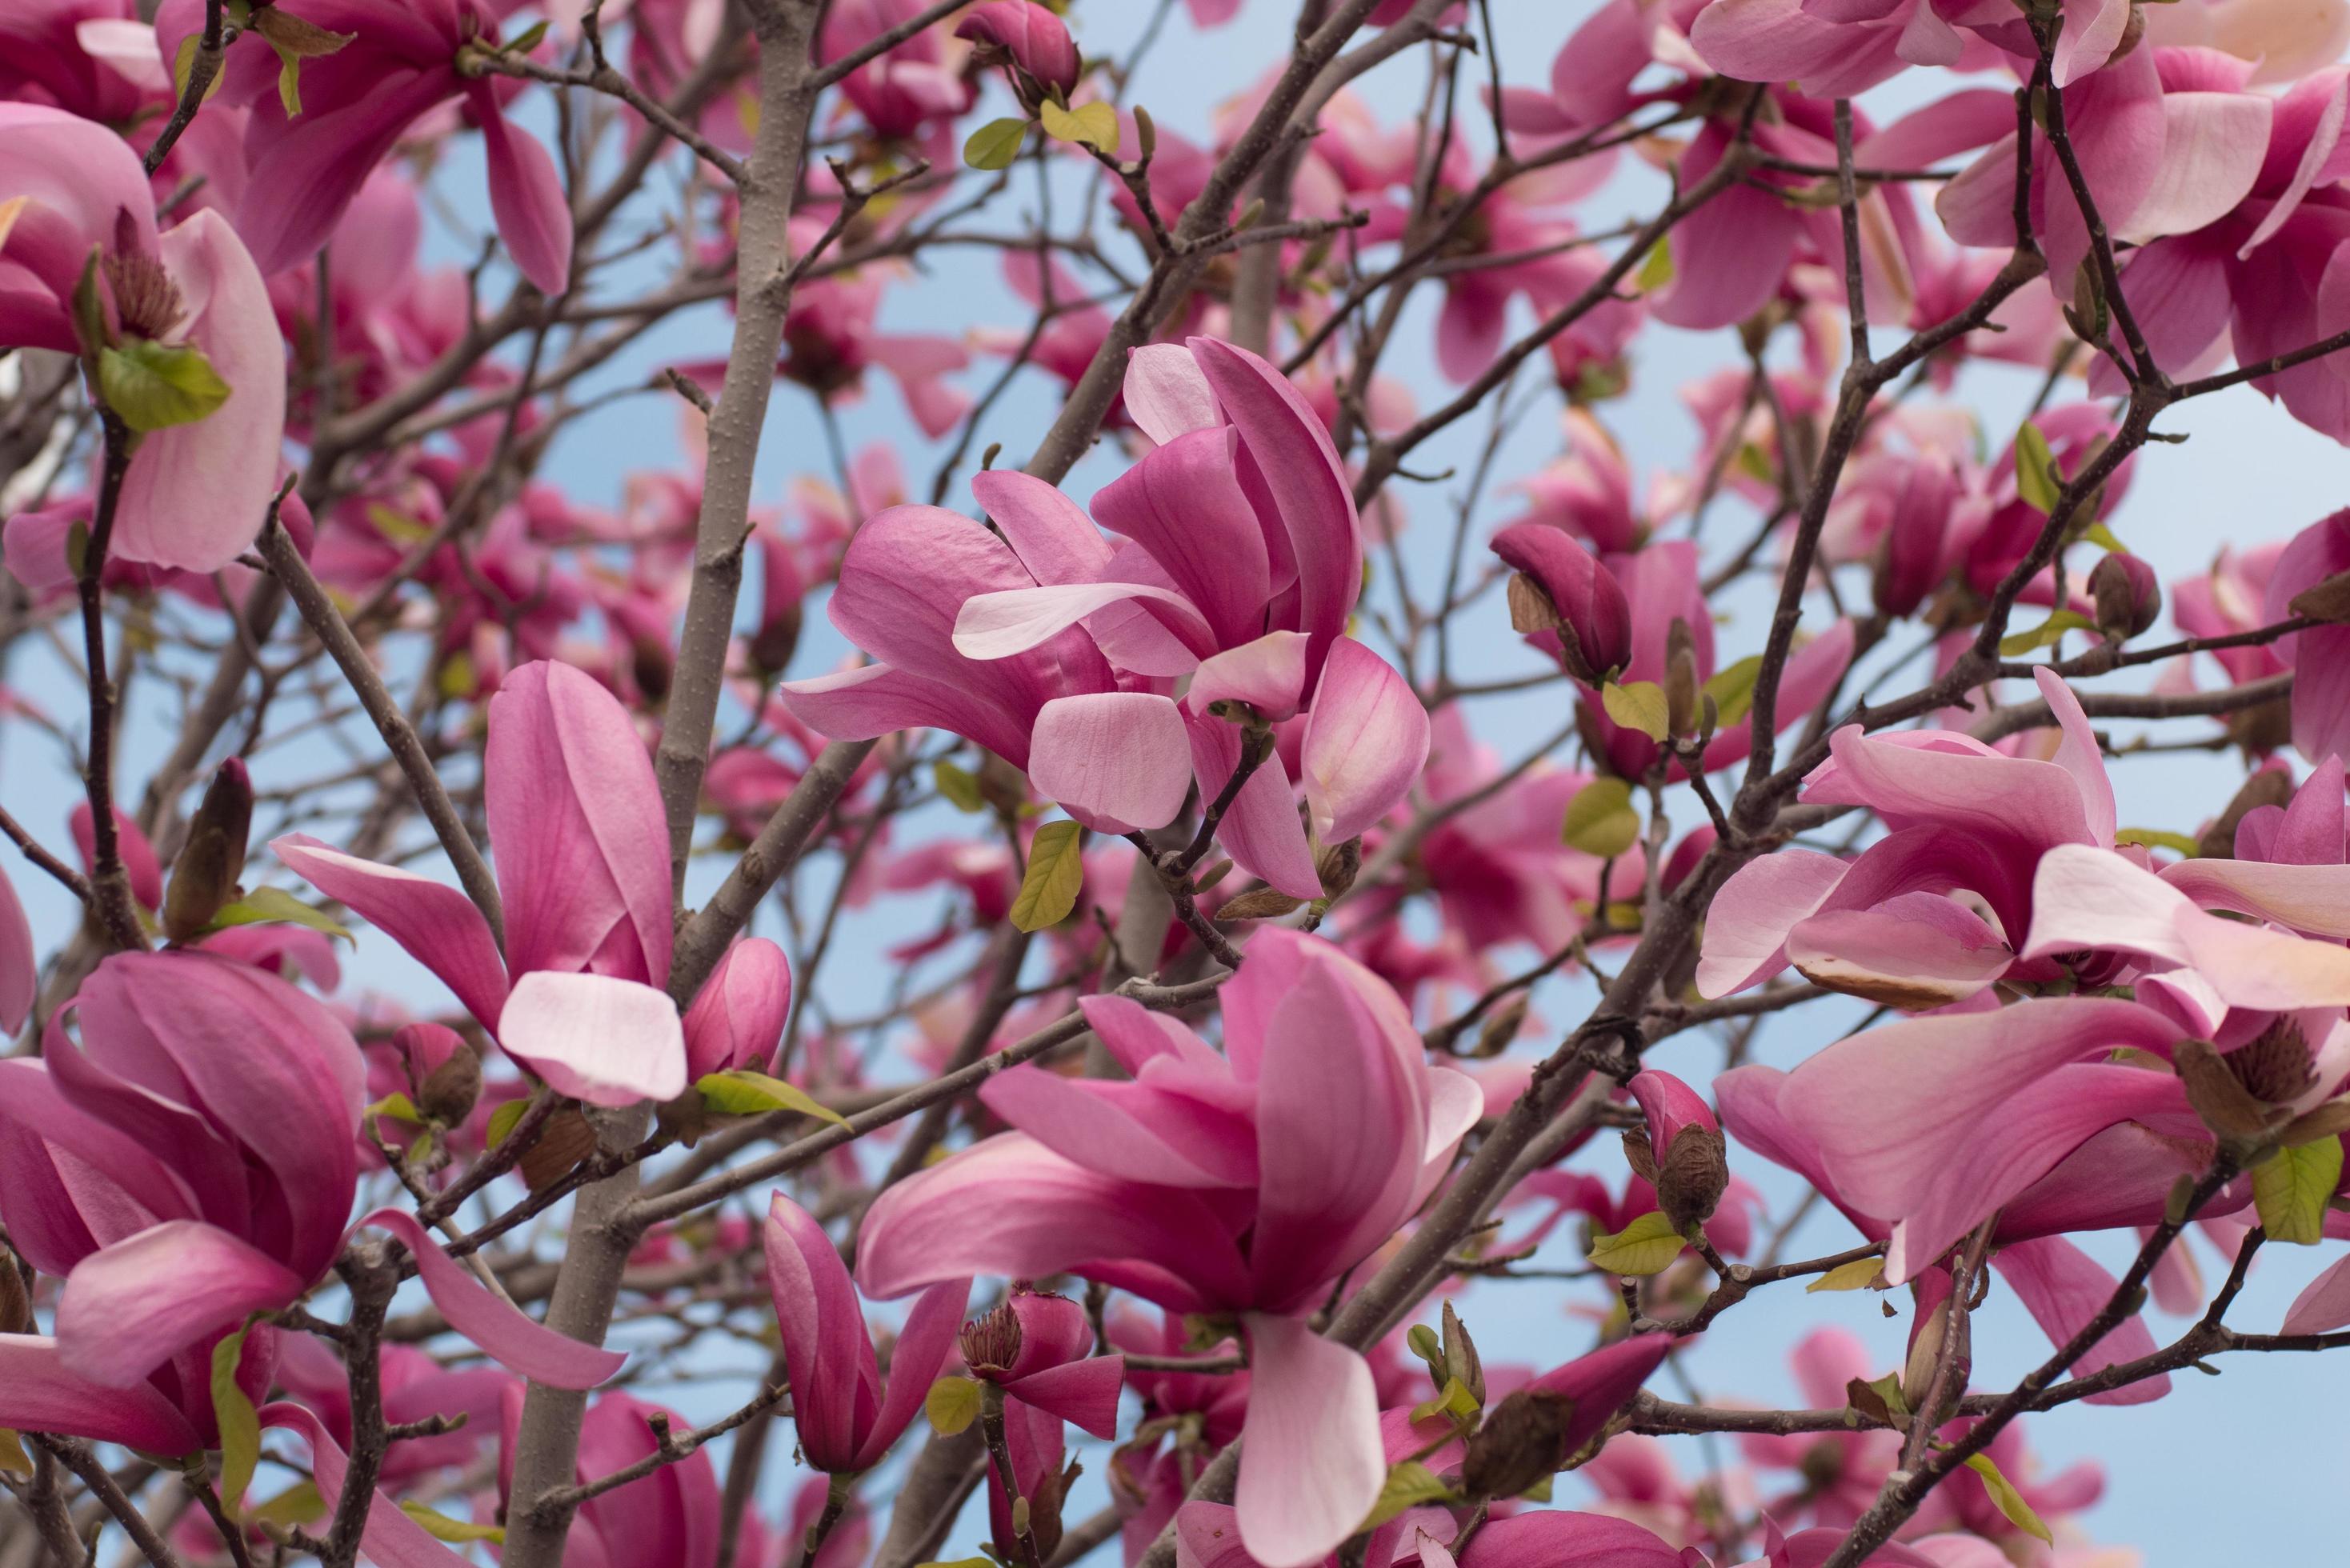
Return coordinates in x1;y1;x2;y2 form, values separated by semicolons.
974;469;1114;582
1990;1236;2169;1406
979;1065;1248;1187
1523;1333;1675;1454
0;1334;202;1453
0;862;31;1032
1090;426;1273;649
1027;692;1193;834
272;832;510;1030
779;661;1038;768
495;970;687;1107
763;1193;872;1473
1002;1354;1127;1440
57;1220;306;1387
468;84;572;295
1233;1314;1383;1568
853;1276;972;1469
1455;1509;1687;1568
260;1402;470;1568
361;1209;623;1390
111;210;285;574
1186;712;1322;900
1300;637;1429;845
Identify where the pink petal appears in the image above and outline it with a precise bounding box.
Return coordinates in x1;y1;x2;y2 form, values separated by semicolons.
1300;638;1427;846
974;469;1114;582
1186;711;1323;900
1233;1314;1383;1568
2052;0;2132;85
1123;343;1220;446
57;1220;306;1387
0;861;31;1032
1455;1508;1687;1567
2120;89;2272;242
0;1334;203;1454
1523;1333;1675;1455
1188;631;1312;722
682;937;793;1078
979;1065;1253;1188
2020;843;2198;966
763;1193;874;1472
953;581;1215;664
2282;1250;2350;1334
1695;850;1850;998
1784;895;2012;1010
2159;856;2350;938
1990;1236;2169;1405
112;210;286;574
273;833;511;1029
779;661;1037;767
495;970;687;1107
853;1276;972;1469
1091;426;1275;650
1689;0;1908;97
1027;692;1192;834
1003;1354;1128;1440
468;84;571;295
361;1209;624;1389
260;1402;470;1568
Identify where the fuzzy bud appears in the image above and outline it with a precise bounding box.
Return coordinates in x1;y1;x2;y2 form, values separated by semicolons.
1627;1070;1727;1234
401;1022;482;1125
162;757;252;942
2088;552;2161;643
682;937;795;1078
1663;618;1700;739
1491;523;1631;685
1461;1387;1573;1501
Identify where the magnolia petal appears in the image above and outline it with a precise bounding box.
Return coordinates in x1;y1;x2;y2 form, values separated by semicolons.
0;1334;202;1454
1785;896;2012;1011
2282;1250;2350;1334
362;1209;623;1389
272;834;511;1030
496;970;687;1107
1027;692;1192;834
1187;712;1323;901
1300;638;1429;846
1991;1236;2170;1406
0;861;30;1033
260;1403;470;1568
1187;631;1312;722
1695;850;1850;998
1233;1314;1383;1568
1003;1354;1127;1441
469;83;572;295
954;581;1216;663
1124;342;1221;446
57;1220;306;1387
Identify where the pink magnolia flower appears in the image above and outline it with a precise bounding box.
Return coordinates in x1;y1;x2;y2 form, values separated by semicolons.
1174;1498;1691;1568
819;0;973;142
155;0;574;294
274;659;689;1107
958;1284;1127;1439
763;1191;971;1476
682;936;794;1078
955;2;1079;101
1491;521;1633;682
0;950;620;1461
1;103;283;573
1;2;171;124
859;930;1480;1568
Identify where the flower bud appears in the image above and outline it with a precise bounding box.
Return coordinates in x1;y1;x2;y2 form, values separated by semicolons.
1627;1070;1727;1234
1491;523;1632;685
401;1022;482;1125
162;756;253;942
0;1245;30;1335
955;1;1080;102
1663;618;1700;739
683;937;795;1078
2088;552;2161;643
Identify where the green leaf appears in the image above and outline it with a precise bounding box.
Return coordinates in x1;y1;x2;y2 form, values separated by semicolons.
2253;1135;2342;1246
211;1321;260;1516
1010;819;1085;931
1702;654;1764;727
206;886;353;942
1964;1453;2053;1545
500;18;550;54
2084;522;2128;554
1562;777;1639;860
925;1374;983;1436
1634;238;1674;293
934;759;986;813
1586;1210;1688;1277
246;1481;325;1528
1601;680;1671;742
399;1503;504;1544
98;339;232;432
1408;1376;1481;1427
963;117;1031;170
1039;98;1119;154
1996;608;2096;657
1733;442;1775;485
486;1097;530;1149
2013;422;2062;515
1359;1459;1455;1531
695;1070;849;1128
266;36;304;116
365;1092;423;1126
2115;827;2200;858
0;1428;29;1479
1806;1256;1888;1293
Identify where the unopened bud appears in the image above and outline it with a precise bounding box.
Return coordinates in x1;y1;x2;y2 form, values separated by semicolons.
162;756;252;942
0;1246;30;1335
1460;1387;1572;1501
1664;618;1700;739
1133;104;1156;160
1315;837;1360;900
2088;552;2161;643
419;1050;483;1127
1440;1301;1485;1406
1473;994;1529;1058
631;634;674;704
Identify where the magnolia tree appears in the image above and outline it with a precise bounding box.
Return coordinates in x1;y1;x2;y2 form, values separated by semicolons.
10;0;2350;1566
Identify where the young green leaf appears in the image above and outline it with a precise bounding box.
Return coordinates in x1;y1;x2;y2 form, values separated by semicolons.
206;886;353;942
1010;819;1085;931
1408;1376;1482;1428
485;1097;531;1149
925;1374;983;1436
963;117;1031;170
1038;99;1119;154
934;759;986;813
1585;1210;1687;1277
399;1504;505;1544
1702;654;1764;727
98;340;233;432
1805;1256;1888;1293
1359;1460;1455;1531
2013;422;2062;515
211;1320;261;1517
0;1429;29;1479
1601;680;1671;742
1635;238;1674;292
2253;1135;2343;1245
695;1070;849;1128
1996;608;2096;657
1964;1453;2054;1544
1562;778;1639;859
365;1092;423;1126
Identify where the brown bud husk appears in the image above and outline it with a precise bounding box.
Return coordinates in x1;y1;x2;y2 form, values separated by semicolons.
518;1109;599;1190
1664;618;1700;739
162;756;253;942
1440;1300;1485;1406
1473;994;1530;1058
1316;838;1361;900
418;1046;483;1126
1461;1387;1575;1501
0;1247;30;1335
2172;1038;2282;1141
1619;1126;1659;1187
1654;1125;1731;1235
1216;887;1305;921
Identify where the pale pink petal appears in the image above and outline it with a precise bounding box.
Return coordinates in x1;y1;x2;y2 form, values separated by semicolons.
1123;343;1220;446
1187;631;1313;722
2052;0;2132;85
2033;666;2118;848
2160;857;2350;938
1695;850;1850;998
954;581;1215;663
779;662;1037;767
1991;1235;2170;1405
1233;1314;1383;1568
57;1220;306;1387
2021;843;2198;966
1784;895;2012;1010
1027;692;1192;834
1300;638;1429;845
2120;90;2273;242
495;970;687;1107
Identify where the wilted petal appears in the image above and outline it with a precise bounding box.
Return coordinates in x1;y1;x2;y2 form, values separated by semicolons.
1232;1314;1383;1568
496;970;687;1107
